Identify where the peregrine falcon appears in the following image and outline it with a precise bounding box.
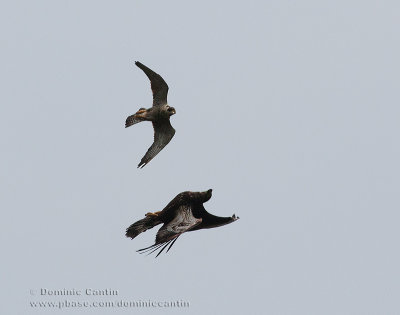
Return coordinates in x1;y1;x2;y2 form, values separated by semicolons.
125;61;176;168
125;189;239;257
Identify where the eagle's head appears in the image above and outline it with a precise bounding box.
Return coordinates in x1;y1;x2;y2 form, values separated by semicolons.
202;189;213;202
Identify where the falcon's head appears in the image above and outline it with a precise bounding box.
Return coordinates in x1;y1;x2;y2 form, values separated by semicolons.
166;106;176;116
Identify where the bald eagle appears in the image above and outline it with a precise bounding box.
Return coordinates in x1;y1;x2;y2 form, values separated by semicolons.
125;189;239;257
125;61;176;168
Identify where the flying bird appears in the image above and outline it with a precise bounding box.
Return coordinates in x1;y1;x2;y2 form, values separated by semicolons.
125;61;176;168
125;189;239;257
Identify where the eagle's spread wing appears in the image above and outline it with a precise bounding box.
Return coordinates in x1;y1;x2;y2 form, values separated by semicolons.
137;119;175;168
135;61;168;106
137;205;202;257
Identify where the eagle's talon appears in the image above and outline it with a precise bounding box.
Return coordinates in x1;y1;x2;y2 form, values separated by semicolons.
145;211;161;217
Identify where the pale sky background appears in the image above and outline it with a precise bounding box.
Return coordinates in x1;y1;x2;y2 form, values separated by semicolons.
1;1;400;314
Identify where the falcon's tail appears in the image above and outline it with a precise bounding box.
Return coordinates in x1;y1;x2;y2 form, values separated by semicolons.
125;114;145;128
125;216;160;239
125;108;149;128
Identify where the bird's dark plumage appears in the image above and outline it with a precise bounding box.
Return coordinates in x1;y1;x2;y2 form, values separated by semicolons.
125;190;239;257
135;61;169;107
125;61;176;168
138;119;176;168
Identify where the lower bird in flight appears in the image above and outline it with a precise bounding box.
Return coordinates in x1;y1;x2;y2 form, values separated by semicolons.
125;61;176;168
125;189;239;257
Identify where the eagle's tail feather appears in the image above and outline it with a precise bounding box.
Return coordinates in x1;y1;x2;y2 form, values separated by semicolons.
136;236;180;257
125;216;160;239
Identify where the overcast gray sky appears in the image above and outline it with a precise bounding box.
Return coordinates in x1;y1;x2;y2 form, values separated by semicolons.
1;1;400;314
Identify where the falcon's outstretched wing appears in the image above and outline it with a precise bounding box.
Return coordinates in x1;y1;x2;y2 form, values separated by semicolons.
137;119;175;168
137;205;202;257
135;61;168;106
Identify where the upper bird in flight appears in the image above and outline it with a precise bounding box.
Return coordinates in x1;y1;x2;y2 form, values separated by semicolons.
125;61;176;168
125;189;239;257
